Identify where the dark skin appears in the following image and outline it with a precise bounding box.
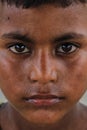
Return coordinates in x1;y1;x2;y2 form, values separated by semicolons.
0;3;87;130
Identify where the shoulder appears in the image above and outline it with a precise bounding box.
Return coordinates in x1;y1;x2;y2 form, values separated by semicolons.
0;102;8;130
77;103;87;130
0;102;7;113
77;103;87;119
71;103;87;130
79;103;87;114
0;102;6;107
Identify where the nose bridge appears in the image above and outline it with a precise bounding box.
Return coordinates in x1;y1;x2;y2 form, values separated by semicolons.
30;48;58;83
40;48;49;75
38;47;54;79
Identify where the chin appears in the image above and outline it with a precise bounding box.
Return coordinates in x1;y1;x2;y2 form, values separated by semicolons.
22;109;64;126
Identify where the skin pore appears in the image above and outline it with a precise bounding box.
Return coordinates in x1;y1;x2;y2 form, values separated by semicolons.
0;3;87;130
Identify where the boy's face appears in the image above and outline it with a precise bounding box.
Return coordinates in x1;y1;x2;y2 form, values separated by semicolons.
0;4;87;125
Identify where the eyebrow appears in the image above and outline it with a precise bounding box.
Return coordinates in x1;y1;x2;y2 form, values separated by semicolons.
2;32;84;44
2;31;33;43
53;32;84;43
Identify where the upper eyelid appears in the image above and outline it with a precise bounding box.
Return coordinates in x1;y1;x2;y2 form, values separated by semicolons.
55;41;81;47
8;42;31;54
6;41;31;48
55;42;80;56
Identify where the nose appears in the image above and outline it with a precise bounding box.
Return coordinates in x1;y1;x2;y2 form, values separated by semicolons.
29;67;58;84
29;50;58;84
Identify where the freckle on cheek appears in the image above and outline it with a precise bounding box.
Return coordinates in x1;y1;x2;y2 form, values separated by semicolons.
4;16;10;22
7;17;10;20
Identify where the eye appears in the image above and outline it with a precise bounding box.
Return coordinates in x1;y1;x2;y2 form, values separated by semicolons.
55;42;80;55
8;43;32;54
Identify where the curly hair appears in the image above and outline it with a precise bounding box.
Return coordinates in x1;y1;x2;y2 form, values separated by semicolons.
0;0;87;8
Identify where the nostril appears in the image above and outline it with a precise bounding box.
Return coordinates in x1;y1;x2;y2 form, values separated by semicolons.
29;69;40;83
31;80;38;83
29;68;58;84
50;80;55;83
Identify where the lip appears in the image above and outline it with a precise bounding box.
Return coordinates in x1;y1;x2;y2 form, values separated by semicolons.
23;95;65;107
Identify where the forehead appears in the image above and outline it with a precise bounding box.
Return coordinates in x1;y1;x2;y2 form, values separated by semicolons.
0;4;87;39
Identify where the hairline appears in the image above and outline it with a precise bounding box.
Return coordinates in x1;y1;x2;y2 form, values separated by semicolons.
0;0;87;9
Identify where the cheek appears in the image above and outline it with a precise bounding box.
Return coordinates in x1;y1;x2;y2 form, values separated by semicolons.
64;64;87;104
0;56;24;101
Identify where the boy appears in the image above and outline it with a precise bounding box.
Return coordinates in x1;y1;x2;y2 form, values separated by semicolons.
0;0;87;129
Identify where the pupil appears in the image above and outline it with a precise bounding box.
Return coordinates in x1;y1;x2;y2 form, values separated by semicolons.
62;44;72;52
15;44;25;52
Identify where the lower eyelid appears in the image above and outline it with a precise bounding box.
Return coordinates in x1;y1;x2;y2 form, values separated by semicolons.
8;44;29;54
55;44;80;55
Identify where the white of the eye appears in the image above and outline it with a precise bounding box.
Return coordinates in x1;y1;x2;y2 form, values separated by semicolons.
9;46;29;53
58;45;77;53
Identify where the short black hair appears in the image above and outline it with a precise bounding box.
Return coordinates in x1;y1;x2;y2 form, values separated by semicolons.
1;0;87;8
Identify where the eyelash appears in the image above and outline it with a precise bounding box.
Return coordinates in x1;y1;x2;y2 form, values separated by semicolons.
8;42;32;54
55;42;80;56
7;41;80;57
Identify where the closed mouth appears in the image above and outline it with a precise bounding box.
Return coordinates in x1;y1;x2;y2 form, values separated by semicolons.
23;95;65;106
